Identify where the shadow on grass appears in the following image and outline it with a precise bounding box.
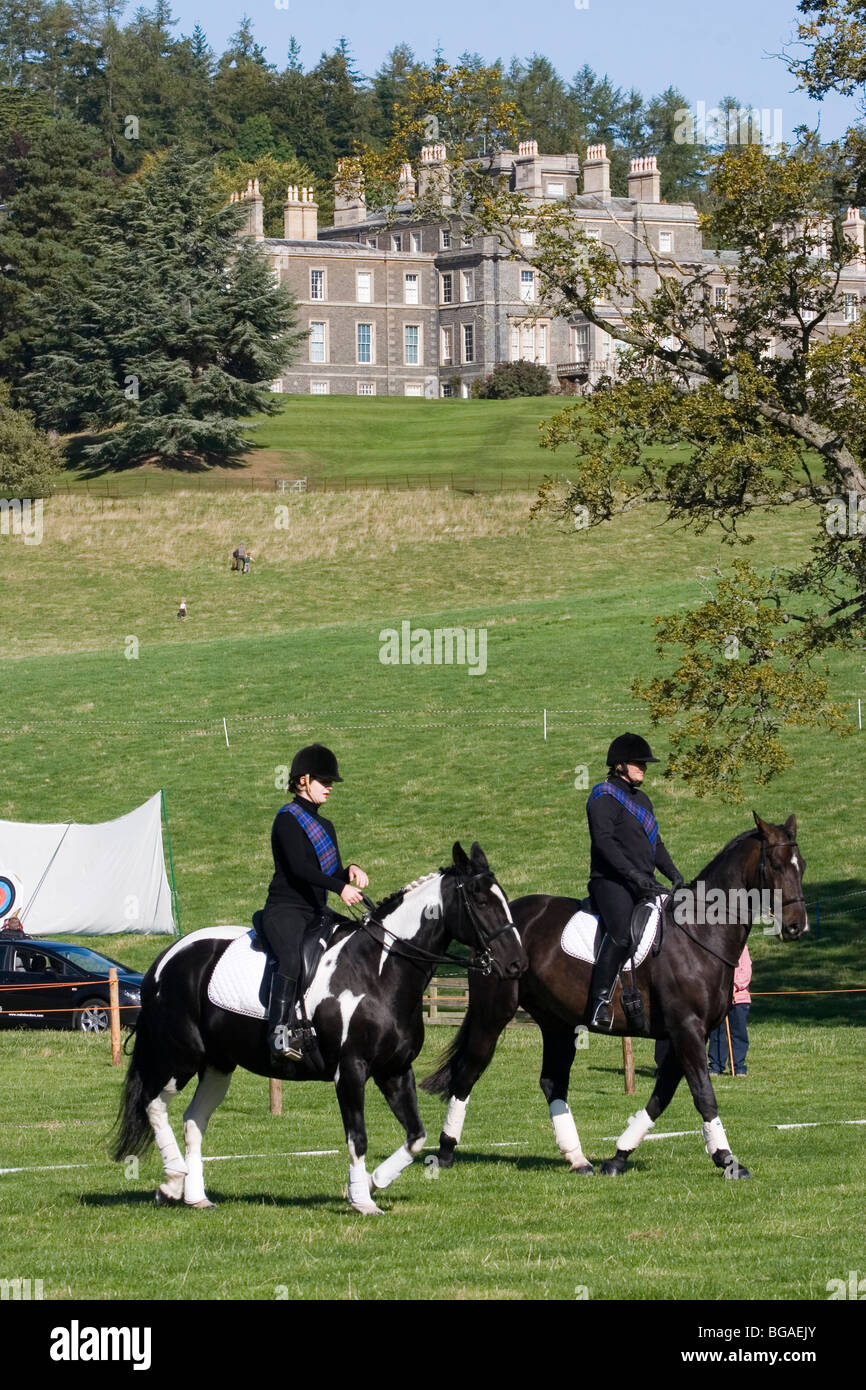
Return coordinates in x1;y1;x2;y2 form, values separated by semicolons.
62;432;255;479
79;1189;340;1210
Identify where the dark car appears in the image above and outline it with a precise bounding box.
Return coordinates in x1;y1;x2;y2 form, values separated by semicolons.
0;936;143;1033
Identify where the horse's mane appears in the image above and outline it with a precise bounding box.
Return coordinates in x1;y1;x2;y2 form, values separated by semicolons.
697;827;759;882
368;869;445;921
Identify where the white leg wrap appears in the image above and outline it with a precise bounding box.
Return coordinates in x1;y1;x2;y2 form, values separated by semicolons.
549;1100;587;1166
347;1156;381;1211
180;1069;231;1206
371;1144;415;1191
443;1096;468;1142
183;1121;206;1205
617;1107;655;1153
147;1094;187;1198
153;1124;187;1177
702;1116;731;1155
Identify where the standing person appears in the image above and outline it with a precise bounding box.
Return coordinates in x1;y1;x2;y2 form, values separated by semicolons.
586;733;684;1030
708;944;752;1076
259;744;369;1064
177;598;187;619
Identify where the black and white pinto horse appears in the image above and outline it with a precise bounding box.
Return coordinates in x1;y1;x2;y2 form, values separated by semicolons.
423;815;808;1180
112;843;527;1214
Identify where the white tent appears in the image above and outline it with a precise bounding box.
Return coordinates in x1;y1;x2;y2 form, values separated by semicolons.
0;793;177;936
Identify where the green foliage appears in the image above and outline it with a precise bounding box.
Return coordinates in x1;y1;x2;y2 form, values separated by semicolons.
23;145;305;467
0;116;119;386
476;359;554;399
0;382;61;493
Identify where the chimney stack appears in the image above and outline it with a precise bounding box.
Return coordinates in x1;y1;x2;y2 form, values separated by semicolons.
844;206;866;260
333;159;367;227
231;177;264;240
583;144;611;202
628;155;661;204
418;144;452;205
283;185;318;240
518;139;539;158
398;162;415;201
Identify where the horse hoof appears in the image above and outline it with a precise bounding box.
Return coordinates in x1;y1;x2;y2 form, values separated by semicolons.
436;1150;454;1170
723;1157;752;1180
155;1188;183;1207
599;1158;628;1177
571;1161;595;1176
350;1200;384;1215
185;1197;217;1209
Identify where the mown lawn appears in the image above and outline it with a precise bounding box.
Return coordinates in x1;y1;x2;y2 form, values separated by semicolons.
0;1018;862;1301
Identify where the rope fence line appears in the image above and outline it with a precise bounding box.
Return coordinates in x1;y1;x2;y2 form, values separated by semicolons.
0;971;136;1063
0;705;643;734
58;474;549;499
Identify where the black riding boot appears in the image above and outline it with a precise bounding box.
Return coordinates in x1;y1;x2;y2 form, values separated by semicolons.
268;972;303;1063
588;934;629;1031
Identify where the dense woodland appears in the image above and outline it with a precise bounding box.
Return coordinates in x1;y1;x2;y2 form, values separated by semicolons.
0;0;746;207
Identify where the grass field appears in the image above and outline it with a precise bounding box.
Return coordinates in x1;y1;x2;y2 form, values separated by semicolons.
0;1018;862;1301
1;418;864;1300
64;396;572;490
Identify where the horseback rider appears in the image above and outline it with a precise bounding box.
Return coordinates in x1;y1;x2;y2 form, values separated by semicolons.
586;733;684;1030
259;744;368;1063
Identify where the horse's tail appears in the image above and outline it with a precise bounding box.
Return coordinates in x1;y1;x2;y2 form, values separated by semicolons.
111;1000;162;1160
420;1011;474;1097
421;972;519;1098
111;950;197;1161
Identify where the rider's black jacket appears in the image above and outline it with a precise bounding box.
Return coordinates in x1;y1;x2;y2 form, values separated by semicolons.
587;774;681;894
263;796;350;918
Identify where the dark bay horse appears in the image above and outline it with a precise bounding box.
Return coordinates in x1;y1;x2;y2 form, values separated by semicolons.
423;815;807;1180
113;843;527;1214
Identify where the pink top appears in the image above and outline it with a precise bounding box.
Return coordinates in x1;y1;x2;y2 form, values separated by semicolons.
733;945;752;1004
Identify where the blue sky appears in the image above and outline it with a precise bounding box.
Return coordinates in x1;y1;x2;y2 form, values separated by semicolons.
158;0;859;142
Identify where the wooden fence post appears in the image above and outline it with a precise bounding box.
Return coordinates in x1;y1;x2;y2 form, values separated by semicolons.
109;968;122;1066
622;1036;635;1094
429;978;438;1023
269;1078;282;1116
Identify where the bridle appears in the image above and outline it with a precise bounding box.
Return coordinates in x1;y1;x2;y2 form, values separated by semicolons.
671;835;807;965
757;838;807;917
352;868;516;976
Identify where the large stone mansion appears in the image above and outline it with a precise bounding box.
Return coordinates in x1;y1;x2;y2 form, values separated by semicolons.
229;141;866;398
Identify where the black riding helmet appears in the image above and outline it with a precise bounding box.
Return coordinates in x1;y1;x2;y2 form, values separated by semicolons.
290;743;343;784
606;733;659;767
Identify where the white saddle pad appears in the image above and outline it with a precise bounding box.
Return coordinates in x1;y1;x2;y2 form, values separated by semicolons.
560;897;662;969
208;930;272;1019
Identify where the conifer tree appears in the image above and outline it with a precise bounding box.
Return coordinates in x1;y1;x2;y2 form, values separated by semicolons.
24;144;304;467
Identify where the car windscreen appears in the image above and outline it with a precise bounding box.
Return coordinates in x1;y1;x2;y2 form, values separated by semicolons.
47;945;134;976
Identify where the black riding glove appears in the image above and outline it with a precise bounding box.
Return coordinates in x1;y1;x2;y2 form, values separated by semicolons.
634;875;662;900
670;872;685;890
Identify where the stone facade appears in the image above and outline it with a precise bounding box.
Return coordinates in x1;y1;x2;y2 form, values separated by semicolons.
227;147;866;397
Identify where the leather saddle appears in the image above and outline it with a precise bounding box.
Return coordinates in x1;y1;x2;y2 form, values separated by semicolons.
251;909;336;1009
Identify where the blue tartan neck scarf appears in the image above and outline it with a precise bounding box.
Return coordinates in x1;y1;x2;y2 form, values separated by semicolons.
280;801;339;874
587;781;659;846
